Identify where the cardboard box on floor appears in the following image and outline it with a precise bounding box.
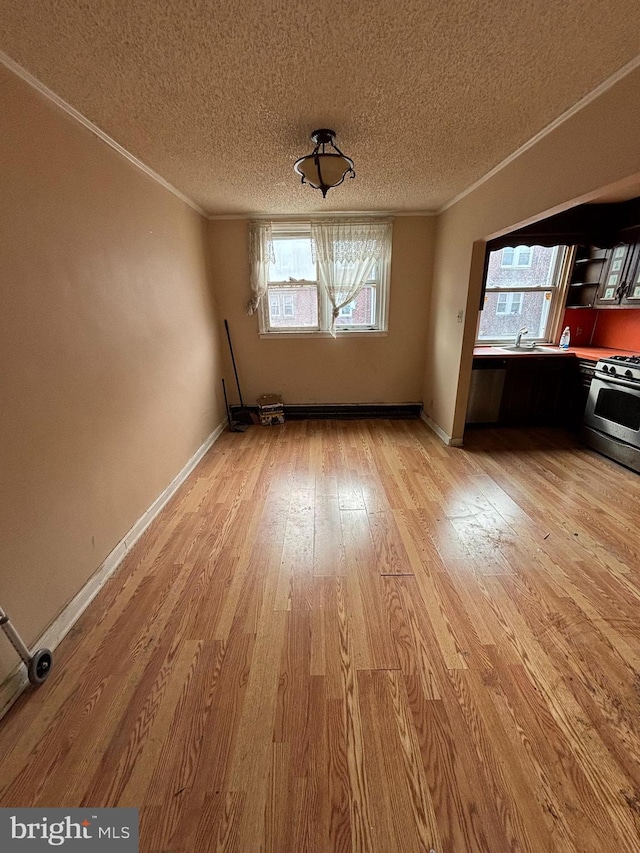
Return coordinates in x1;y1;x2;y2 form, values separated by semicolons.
257;394;284;425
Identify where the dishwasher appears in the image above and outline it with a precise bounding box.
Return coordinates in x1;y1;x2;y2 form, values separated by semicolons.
466;361;506;424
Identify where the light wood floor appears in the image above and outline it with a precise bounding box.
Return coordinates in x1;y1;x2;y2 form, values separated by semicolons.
1;420;640;852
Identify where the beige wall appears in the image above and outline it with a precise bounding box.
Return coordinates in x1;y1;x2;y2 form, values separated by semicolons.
424;65;640;443
209;217;435;405
0;67;224;682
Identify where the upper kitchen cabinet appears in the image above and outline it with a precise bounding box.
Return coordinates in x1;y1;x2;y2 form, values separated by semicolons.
620;226;640;306
595;225;640;308
566;245;609;308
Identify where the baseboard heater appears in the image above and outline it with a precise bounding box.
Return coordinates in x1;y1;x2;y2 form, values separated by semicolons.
231;403;422;420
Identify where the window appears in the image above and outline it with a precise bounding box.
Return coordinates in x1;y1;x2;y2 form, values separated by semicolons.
264;233;319;330
334;273;378;328
496;292;523;315
501;245;532;268
477;245;569;343
258;221;392;335
269;293;298;320
283;295;294;317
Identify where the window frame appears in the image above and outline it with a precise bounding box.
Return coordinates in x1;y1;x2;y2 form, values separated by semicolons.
477;245;571;345
258;222;390;337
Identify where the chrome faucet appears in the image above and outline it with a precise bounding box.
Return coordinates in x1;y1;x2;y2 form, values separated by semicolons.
514;327;528;347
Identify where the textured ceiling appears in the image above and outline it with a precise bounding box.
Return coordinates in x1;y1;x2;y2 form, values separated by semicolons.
1;0;639;216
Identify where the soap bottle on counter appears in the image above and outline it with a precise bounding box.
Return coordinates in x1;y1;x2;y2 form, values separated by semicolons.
559;326;571;349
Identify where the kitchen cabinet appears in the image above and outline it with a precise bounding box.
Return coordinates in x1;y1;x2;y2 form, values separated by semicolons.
620;226;640;305
498;356;577;426
566;245;609;308
595;243;632;306
563;224;640;310
467;355;577;426
594;225;640;307
621;257;640;304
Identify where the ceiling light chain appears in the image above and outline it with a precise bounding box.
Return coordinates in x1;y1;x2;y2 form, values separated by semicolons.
294;129;355;198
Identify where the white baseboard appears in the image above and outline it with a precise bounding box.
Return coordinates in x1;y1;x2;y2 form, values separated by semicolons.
0;418;227;720
420;411;464;447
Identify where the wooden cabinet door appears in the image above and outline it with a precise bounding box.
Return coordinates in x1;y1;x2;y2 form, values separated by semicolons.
621;237;640;305
595;242;633;306
499;357;574;425
596;227;640;308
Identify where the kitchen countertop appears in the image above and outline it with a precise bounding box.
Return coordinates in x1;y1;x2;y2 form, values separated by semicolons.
473;345;637;360
567;346;637;360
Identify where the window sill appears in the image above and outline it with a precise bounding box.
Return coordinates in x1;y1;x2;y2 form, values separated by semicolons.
259;330;388;339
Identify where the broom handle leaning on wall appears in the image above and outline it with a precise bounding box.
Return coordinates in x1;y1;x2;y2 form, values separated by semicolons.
224;320;245;408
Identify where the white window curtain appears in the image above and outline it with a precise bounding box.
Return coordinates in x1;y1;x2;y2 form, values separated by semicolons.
247;221;275;314
311;219;392;335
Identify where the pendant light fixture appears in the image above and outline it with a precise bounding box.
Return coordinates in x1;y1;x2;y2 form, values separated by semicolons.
294;129;355;198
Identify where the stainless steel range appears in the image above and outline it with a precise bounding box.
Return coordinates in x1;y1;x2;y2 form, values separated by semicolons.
584;355;640;473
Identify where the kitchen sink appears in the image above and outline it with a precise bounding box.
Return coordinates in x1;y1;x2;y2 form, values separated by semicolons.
499;344;563;353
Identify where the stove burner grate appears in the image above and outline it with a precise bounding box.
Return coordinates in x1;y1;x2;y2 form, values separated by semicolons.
609;355;640;364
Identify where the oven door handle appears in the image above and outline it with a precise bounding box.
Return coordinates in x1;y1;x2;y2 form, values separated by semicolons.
593;373;640;391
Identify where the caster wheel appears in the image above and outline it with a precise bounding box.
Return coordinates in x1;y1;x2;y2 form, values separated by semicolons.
28;649;53;685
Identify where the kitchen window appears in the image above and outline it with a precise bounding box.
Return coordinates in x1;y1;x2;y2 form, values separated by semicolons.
251;220;392;336
477;244;569;344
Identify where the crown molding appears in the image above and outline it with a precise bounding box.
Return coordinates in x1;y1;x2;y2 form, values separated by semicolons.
0;50;208;218
438;53;640;215
208;209;437;220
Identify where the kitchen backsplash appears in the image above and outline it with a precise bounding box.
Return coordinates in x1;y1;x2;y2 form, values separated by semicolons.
561;308;640;350
560;309;598;347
